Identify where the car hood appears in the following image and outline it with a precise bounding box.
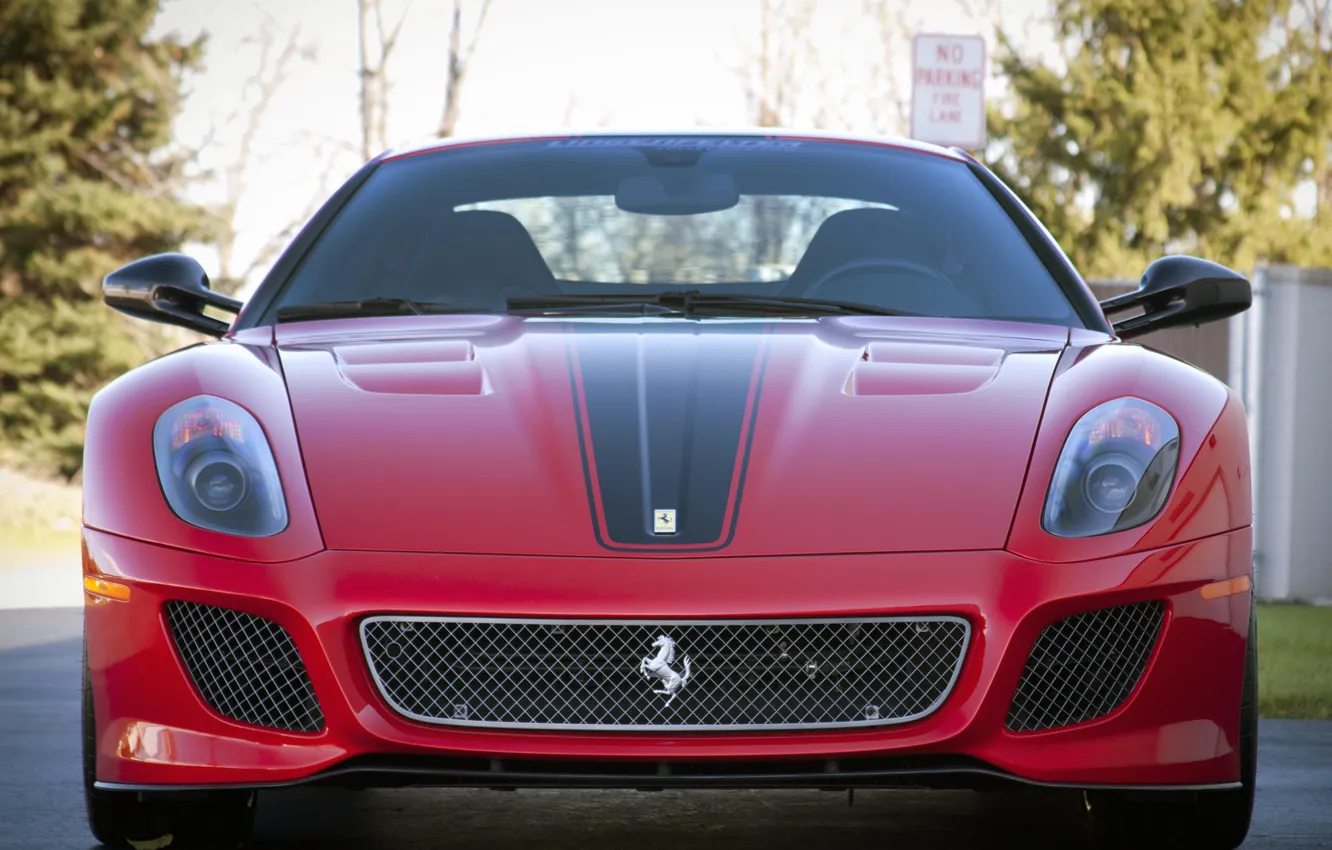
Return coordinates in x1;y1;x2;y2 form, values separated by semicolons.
276;315;1068;556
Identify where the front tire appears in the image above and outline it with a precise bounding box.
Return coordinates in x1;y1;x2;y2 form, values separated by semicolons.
83;633;256;848
1084;602;1258;849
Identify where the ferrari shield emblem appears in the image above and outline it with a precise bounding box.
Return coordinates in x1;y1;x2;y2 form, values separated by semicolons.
653;509;676;534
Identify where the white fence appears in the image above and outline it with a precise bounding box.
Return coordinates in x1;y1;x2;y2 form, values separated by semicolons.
1231;265;1332;602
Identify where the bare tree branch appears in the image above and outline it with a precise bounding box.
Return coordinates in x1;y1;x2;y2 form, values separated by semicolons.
233;134;358;285
744;0;818;128
442;0;464;135
438;0;496;137
213;21;315;290
376;0;409;62
558;92;615;129
860;0;914;135
357;0;412;156
378;0;409;151
358;0;374;160
466;0;495;58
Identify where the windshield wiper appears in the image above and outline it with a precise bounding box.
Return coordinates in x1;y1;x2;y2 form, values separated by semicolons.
275;297;487;323
506;291;916;318
674;293;918;317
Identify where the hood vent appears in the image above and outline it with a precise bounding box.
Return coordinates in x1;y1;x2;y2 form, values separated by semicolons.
333;339;487;395
846;342;1004;396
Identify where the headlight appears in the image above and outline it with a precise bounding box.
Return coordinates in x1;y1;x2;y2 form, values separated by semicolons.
152;396;288;537
1042;398;1180;538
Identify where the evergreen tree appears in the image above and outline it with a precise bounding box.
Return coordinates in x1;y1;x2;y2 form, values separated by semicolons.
0;0;207;479
986;0;1331;280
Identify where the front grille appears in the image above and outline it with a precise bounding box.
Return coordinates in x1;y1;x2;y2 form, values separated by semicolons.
1005;601;1165;733
361;616;970;730
165;601;324;733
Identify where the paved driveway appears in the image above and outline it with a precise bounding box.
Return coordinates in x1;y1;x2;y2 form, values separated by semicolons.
0;551;82;610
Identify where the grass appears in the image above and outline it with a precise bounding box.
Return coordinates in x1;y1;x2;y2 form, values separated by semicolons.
0;467;80;527
1258;603;1332;719
0;526;82;569
0;467;82;570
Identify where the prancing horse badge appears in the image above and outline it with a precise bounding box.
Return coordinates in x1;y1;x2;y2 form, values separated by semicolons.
653;509;676;534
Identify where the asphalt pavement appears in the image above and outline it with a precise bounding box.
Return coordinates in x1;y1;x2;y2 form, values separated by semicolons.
2;607;1329;849
0;552;83;610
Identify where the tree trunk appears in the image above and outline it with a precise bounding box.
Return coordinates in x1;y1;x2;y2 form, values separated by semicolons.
439;0;464;137
357;0;374;161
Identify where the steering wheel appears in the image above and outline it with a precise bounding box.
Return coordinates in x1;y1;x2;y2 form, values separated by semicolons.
801;257;956;299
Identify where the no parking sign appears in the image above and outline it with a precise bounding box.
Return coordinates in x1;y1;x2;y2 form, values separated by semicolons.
910;33;987;150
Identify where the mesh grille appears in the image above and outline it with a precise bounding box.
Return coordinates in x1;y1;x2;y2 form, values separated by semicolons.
1006;601;1164;733
165;601;324;733
361;616;970;730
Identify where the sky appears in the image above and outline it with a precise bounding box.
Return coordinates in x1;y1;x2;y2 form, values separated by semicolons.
148;0;1051;298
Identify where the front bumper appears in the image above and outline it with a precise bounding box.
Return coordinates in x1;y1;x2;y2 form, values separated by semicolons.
82;526;1252;790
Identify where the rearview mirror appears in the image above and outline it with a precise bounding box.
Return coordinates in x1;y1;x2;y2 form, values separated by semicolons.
102;253;242;337
615;172;740;215
1099;255;1251;340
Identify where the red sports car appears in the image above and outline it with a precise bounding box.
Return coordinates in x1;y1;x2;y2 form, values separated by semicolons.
82;131;1256;849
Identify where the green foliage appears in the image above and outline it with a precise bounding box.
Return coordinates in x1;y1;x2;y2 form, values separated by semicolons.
1258;603;1332;719
987;0;1332;280
0;0;208;478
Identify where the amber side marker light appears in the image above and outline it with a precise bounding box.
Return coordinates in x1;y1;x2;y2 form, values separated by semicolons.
1199;575;1252;600
83;576;131;602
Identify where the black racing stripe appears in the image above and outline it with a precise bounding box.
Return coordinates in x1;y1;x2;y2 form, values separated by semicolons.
569;325;766;550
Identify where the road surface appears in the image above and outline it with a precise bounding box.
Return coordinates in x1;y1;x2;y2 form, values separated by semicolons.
0;551;82;610
3;607;1329;849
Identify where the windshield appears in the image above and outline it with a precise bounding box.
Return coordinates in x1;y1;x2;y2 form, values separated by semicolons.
266;136;1078;325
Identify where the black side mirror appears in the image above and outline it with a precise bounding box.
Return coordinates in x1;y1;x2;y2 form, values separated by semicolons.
102;253;243;337
1099;255;1251;340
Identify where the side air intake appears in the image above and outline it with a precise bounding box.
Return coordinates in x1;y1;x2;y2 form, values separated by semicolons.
166;601;324;733
1006;601;1164;733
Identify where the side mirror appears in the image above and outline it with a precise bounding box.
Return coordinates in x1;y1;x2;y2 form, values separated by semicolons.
1099;255;1251;340
102;253;243;337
